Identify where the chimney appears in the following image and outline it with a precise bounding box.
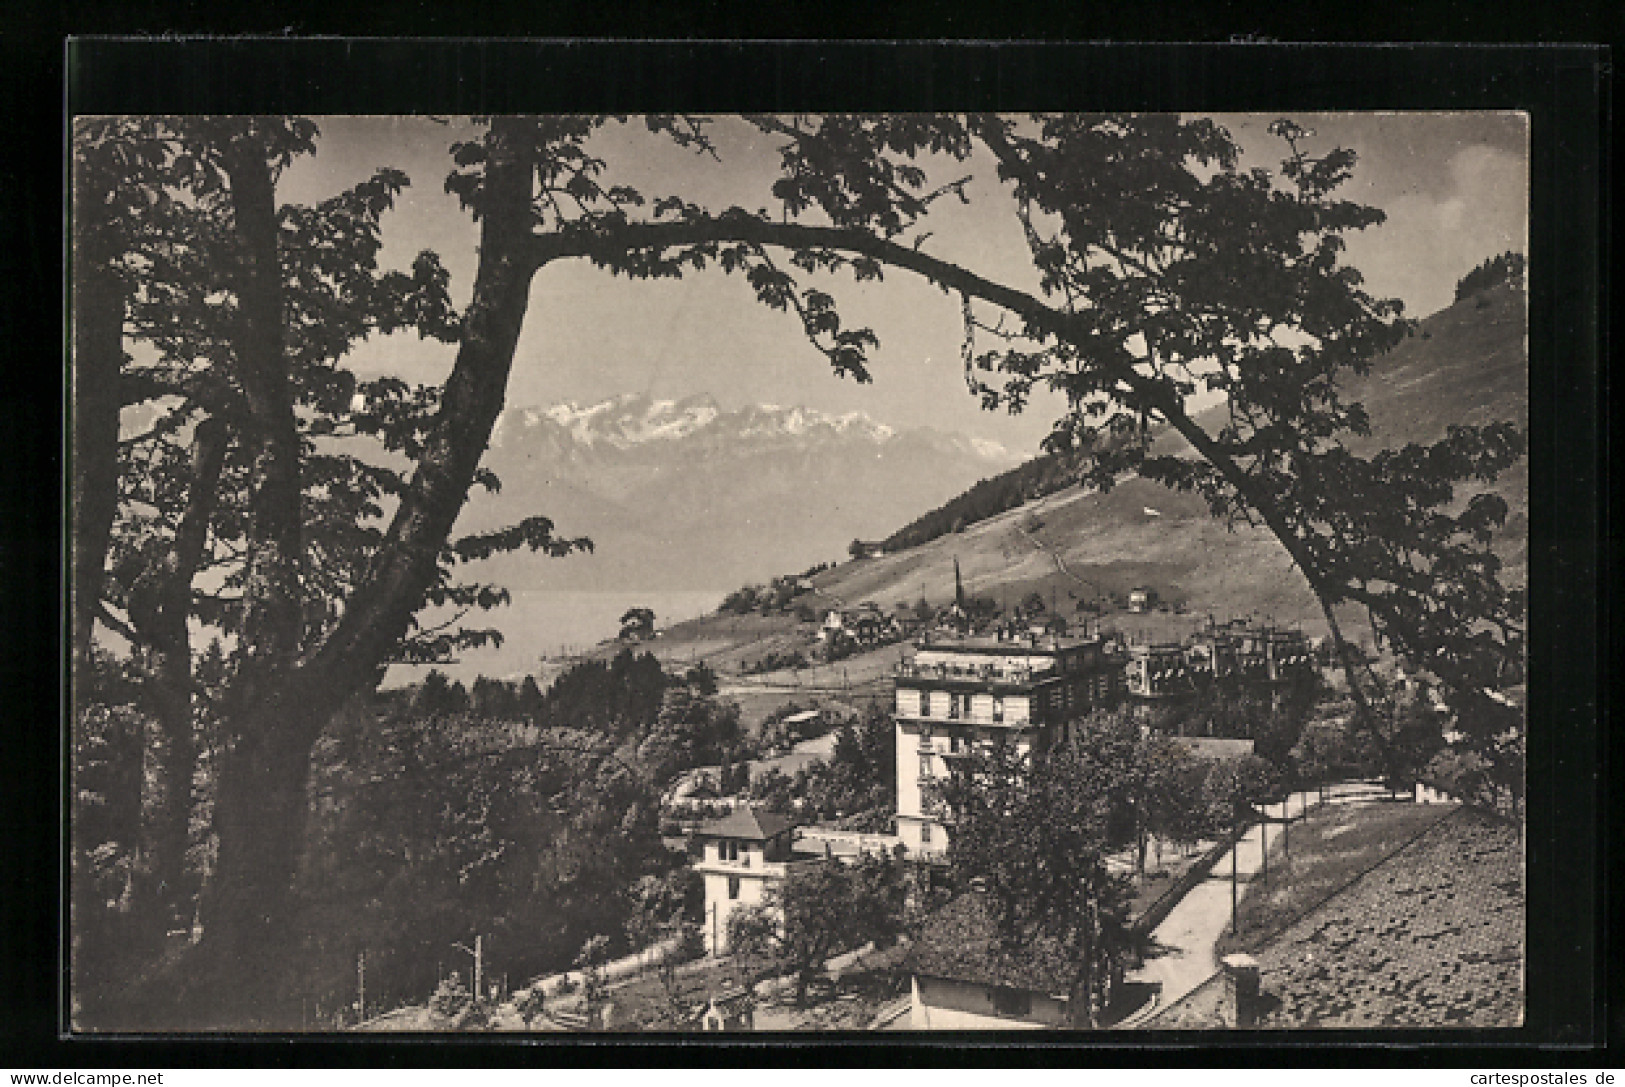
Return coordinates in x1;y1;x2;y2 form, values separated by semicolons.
1220;954;1261;1028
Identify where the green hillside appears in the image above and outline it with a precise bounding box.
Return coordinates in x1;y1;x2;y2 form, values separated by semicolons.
806;280;1528;641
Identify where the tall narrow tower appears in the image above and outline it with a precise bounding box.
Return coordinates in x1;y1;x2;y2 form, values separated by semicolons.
954;556;966;610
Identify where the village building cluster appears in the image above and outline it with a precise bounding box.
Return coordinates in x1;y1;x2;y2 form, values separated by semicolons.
688;603;1319;1024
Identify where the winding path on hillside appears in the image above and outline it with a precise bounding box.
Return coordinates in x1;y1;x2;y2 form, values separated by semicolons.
1010;496;1104;599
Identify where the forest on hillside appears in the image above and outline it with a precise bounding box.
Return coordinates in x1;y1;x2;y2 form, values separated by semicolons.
880;449;1092;552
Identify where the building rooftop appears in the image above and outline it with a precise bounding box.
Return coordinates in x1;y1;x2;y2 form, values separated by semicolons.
1127;642;1187;656
694;805;798;843
916;634;1102;655
905;892;1077;997
1148;807;1522;1029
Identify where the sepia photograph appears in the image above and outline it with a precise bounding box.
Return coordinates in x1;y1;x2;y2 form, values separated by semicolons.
69;110;1531;1035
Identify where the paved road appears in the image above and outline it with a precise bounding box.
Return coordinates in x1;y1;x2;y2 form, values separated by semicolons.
1121;783;1392;1024
1126;818;1283;1016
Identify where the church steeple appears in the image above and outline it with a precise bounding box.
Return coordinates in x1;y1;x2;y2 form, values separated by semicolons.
954;556;966;609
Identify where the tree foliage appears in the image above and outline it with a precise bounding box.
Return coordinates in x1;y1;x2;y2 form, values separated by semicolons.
618;607;656;641
880;441;1131;553
1454;251;1525;302
932;736;1130;1025
528;648;669;738
293;701;673;1025
635;689;745;783
725;853;906;1003
74;111;1525;1027
748;704;896;826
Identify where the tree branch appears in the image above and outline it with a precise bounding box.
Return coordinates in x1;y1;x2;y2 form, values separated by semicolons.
529;212;1377;708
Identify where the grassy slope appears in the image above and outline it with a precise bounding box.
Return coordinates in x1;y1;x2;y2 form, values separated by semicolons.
805;281;1528;639
1215;800;1458;958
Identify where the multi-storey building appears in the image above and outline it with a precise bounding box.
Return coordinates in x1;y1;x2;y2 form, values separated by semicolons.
1134;621;1315;708
692;806;802;955
1124;642;1194;704
891;631;1122;857
1192;621;1315;709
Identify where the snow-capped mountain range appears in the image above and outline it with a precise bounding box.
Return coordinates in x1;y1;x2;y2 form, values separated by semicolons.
459;393;1026;593
490;392;1009;459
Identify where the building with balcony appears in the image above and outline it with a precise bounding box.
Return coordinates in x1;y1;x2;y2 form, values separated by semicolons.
1130;622;1315;711
891;632;1123;856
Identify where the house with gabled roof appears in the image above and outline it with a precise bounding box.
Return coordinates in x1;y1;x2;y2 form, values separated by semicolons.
903;891;1088;1029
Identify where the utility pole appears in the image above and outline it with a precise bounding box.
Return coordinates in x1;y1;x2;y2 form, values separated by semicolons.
1230;803;1240;936
357;949;366;1024
452;935;484;1002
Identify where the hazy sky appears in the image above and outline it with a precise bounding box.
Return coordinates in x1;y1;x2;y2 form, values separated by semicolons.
280;113;1527;456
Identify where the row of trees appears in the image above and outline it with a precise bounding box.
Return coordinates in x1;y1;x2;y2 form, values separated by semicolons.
73;113;1522;1028
881;450;1086;551
932;711;1285;1026
747;705;898;827
1454;249;1526;302
522;648;672;739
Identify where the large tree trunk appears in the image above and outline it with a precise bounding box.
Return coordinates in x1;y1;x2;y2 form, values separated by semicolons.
181;119;544;1024
182;126;311;1019
70;261;125;701
191;705;323;1019
135;418;228;941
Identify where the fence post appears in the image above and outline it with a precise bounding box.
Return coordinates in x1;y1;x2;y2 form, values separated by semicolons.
1260;816;1268;881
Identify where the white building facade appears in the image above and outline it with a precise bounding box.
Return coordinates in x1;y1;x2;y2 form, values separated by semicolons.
891;634;1122;857
692;807;800;955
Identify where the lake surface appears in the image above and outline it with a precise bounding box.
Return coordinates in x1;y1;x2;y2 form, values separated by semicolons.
384;588;726;686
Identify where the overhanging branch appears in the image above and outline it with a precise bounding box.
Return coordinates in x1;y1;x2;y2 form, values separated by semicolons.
527;213;1378;707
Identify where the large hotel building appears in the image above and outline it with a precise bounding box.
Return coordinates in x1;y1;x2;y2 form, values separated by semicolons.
891;631;1124;856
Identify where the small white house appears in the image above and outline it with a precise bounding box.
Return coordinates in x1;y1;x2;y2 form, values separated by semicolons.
692;806;800;955
905;892;1086;1029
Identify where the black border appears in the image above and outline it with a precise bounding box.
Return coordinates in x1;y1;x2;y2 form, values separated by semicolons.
2;38;1608;1067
